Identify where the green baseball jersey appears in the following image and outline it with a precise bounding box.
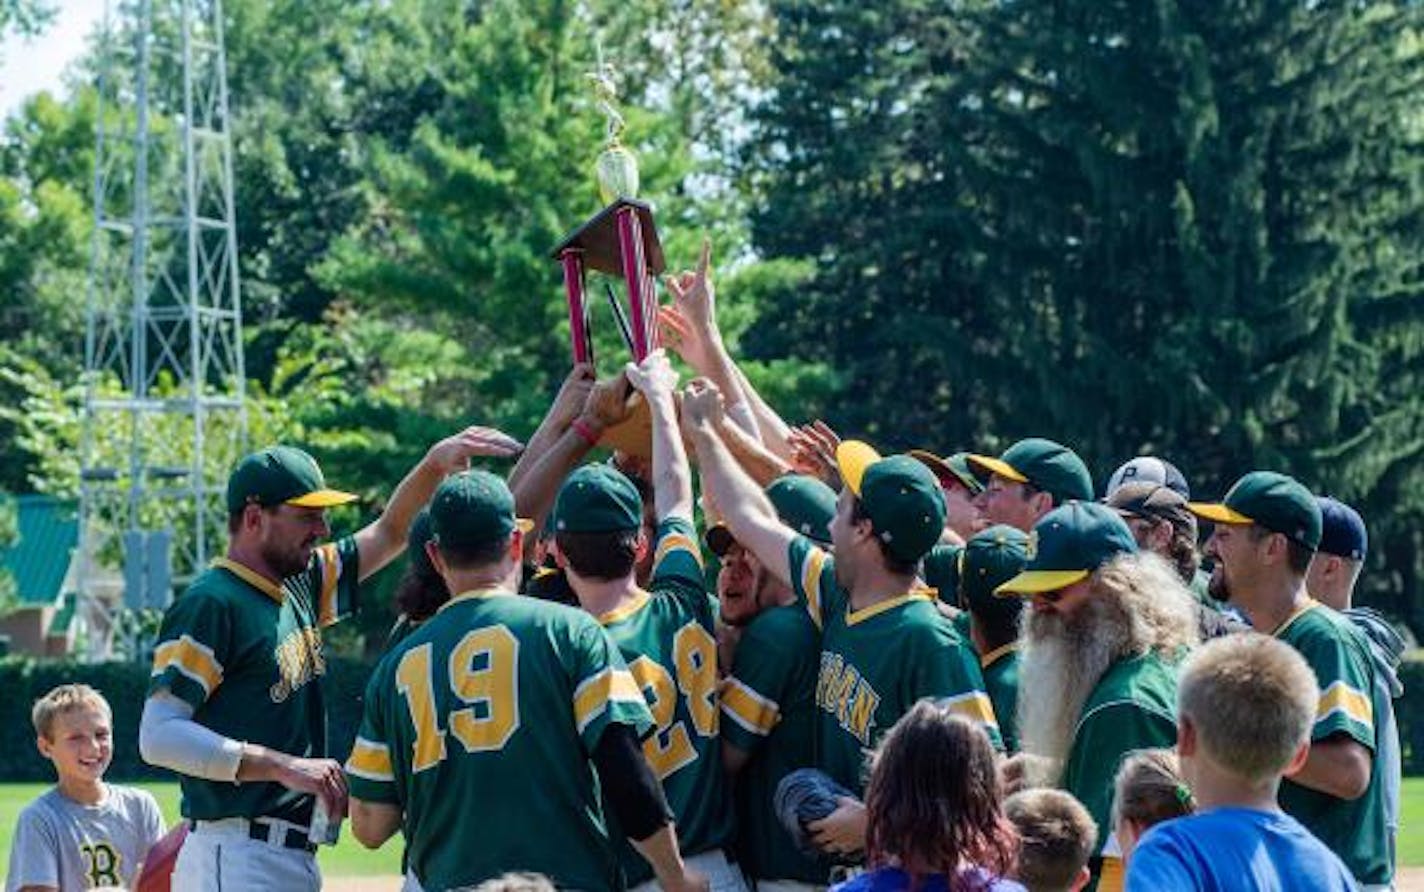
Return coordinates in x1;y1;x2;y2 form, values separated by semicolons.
1061;651;1180;860
148;538;360;824
722;604;828;884
1276;600;1391;886
346;590;654;892
981;643;1021;754
597;516;733;886
788;536;1000;796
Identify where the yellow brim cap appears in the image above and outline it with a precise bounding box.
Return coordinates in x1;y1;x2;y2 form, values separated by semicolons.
995;568;1089;596
1186;502;1254;525
286;489;359;508
836;440;882;497
966;454;1028;484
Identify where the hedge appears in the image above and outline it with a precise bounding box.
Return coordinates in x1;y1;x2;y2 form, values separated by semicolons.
0;653;1421;782
0;656;373;782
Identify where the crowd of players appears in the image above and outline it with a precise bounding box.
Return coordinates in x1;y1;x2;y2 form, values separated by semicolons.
5;245;1403;892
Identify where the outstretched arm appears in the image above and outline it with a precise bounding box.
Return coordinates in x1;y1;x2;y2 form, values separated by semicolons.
682;380;796;587
355;426;523;579
626;351;693;522
507;363;596;492
510;371;633;553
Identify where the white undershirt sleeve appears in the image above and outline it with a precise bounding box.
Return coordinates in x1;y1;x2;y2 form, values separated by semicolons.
138;691;244;782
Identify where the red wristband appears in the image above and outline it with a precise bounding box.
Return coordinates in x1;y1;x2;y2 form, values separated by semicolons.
571;418;601;447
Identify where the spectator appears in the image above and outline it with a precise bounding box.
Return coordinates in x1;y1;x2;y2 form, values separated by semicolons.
831;702;1024;892
1098;749;1194;887
1004;790;1097;892
1125;635;1356;891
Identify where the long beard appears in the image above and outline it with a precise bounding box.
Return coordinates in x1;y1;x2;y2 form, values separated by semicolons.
1016;599;1131;784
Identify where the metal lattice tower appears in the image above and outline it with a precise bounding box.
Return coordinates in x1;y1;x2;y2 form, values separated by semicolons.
78;0;246;655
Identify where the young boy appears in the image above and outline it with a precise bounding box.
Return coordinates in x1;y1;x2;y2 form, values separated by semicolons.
1125;635;1356;891
1004;789;1096;892
6;684;165;892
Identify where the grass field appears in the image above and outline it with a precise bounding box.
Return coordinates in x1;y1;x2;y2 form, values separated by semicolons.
0;781;402;878
1;779;1421;880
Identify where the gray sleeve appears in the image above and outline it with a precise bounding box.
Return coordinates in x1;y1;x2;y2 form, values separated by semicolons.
5;803;60;892
138;789;167;855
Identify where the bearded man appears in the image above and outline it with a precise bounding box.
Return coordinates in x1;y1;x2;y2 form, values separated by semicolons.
997;501;1198;888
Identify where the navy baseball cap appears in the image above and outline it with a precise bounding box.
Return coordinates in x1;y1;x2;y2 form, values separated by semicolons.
1316;497;1367;561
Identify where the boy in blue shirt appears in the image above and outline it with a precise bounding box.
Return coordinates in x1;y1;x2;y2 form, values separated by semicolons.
1126;635;1357;891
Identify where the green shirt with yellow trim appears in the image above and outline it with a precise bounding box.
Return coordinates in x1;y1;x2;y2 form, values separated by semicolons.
346;590;653;892
1061;649;1179;881
1276;600;1391;886
722;603;828;885
148;537;359;824
788;536;1000;796
598;516;733;887
980;643;1020;754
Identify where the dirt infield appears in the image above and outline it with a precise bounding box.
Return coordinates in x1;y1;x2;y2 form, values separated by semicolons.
326;878;402;892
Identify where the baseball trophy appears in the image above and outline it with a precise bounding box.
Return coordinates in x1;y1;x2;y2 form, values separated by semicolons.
550;50;664;456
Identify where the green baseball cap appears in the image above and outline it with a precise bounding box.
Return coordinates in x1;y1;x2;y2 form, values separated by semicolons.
430;470;532;552
553;464;643;534
836;441;947;563
226;445;358;514
706;474;836;556
961;525;1031;608
996;501;1137;595
909;450;986;495
967;438;1094;503
1187;471;1322;551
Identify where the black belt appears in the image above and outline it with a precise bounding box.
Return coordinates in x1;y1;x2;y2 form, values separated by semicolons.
191;819;315;854
248;820;316;854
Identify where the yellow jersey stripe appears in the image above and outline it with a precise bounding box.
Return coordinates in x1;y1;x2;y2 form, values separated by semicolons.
654;533;703;569
720;678;781;736
802;547;827;629
151;635;224;695
941;691;999;728
345;736;394;782
317;543;341;627
1317;679;1373;729
573;668;645;734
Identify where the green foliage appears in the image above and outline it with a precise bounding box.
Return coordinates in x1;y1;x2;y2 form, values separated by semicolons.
1403;654;1424;776
0;0;53;42
0;492;16;613
0;655;373;781
750;0;1424;627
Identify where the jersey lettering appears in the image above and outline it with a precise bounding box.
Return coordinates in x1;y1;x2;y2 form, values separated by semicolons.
81;841;122;886
817;650;882;745
269;626;327;702
628;622;719;780
396;627;522;772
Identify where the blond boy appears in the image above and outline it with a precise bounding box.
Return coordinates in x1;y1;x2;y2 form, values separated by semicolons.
6;685;164;892
1125;636;1355;891
1004;789;1096;892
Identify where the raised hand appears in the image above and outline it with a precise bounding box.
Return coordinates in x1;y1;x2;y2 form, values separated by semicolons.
680;378;726;432
427;426;524;474
550;362;596;426
581;369;634;428
787;420;842;489
625;349;680;402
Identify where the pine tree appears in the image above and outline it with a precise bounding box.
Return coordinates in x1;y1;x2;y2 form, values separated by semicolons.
749;0;1423;623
